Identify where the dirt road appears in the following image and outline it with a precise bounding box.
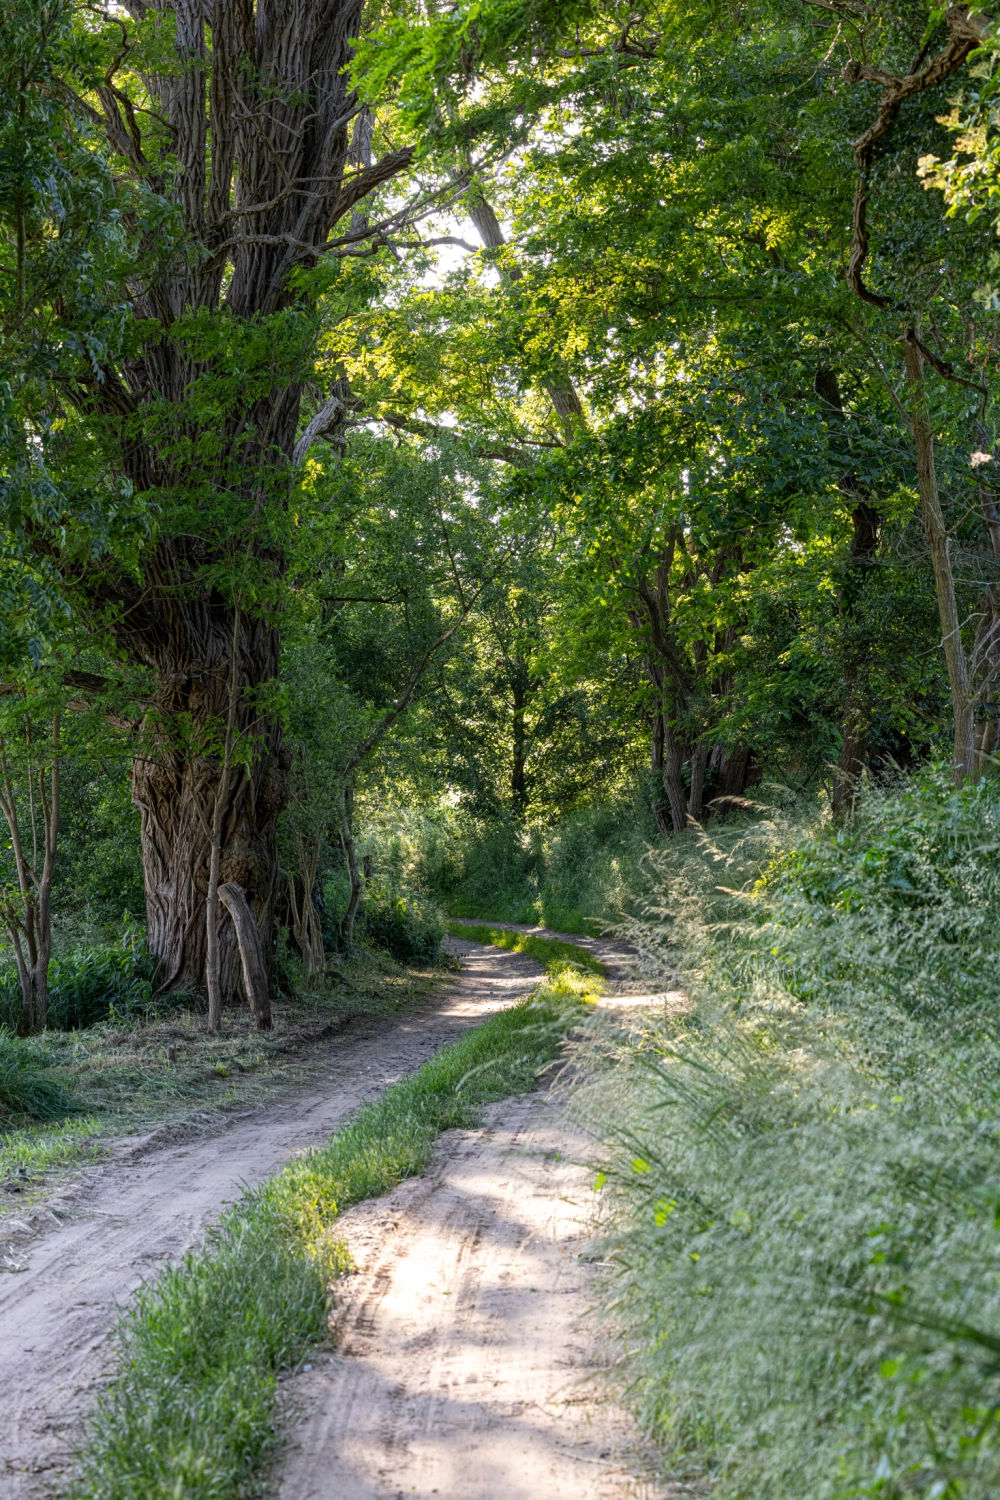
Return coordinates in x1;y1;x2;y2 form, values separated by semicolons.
0;942;543;1497
275;1088;663;1500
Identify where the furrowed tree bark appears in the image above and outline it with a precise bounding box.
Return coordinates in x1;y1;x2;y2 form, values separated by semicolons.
56;0;416;1002
903;330;975;783
662;718;689;832
0;715;59;1032
132;612;291;999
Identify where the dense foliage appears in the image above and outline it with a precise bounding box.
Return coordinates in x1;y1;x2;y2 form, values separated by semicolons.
7;0;1000;1487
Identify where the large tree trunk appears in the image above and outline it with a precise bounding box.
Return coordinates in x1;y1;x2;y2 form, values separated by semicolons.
131;609;290;995
52;0;417;1002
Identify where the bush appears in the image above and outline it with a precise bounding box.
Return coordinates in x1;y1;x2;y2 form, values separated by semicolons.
0;926;157;1032
359;891;444;964
0;1032;83;1122
575;766;1000;1500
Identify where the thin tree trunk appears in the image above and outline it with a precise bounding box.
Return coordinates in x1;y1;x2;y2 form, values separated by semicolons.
204;609;241;1030
662;719;689;832
974;447;1000;772
903;330;974;784
814;370;882;816
0;715;59;1031
217;882;272;1030
649;708;671;835
338;785;364;954
31;715;59;1030
511;673;528;813
832;501;881;817
287;834;325;981
687;741;709;822
467;195;585;438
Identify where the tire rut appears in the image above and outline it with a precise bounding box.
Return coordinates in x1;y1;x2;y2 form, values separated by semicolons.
0;942;542;1498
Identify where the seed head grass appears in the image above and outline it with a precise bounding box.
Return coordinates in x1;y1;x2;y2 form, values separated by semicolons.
573;765;1000;1499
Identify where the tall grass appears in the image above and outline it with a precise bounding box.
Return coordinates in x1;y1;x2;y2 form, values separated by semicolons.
0;1033;84;1122
575;765;1000;1499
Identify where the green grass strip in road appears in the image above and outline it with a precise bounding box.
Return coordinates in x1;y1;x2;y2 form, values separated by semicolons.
72;974;596;1500
444;920;607;979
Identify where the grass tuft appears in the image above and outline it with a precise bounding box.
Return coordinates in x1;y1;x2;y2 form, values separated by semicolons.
73;975;596;1499
0;1032;86;1123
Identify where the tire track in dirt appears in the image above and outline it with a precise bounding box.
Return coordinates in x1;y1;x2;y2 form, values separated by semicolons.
274;932;671;1500
0;943;543;1498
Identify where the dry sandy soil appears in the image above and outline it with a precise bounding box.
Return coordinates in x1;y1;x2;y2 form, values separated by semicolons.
0;929;668;1500
275;1088;665;1500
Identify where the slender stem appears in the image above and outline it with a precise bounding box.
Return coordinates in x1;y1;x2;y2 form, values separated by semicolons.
903;330;974;784
206;606;242;1030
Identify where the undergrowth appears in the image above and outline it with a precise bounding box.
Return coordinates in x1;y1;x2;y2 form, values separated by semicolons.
0;925;157;1033
369;801;652;934
575;764;1000;1499
72;971;597;1499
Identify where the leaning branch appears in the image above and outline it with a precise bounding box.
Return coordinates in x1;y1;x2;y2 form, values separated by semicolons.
341;613;471;786
842;6;990;307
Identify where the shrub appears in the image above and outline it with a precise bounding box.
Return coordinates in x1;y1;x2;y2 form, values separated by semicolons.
0;925;157;1032
359;891;444;964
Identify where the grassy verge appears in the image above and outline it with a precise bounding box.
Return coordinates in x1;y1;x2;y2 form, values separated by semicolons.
0;1114;104;1180
72;971;597;1500
0;949;445;1221
575;768;1000;1499
444;920;607;978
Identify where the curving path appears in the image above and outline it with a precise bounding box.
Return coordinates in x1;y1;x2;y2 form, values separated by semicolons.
0;926;666;1500
274;929;668;1500
0;942;544;1497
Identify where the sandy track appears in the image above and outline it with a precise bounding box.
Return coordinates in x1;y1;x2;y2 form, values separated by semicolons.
274;1087;664;1500
273;928;667;1500
0;942;544;1498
